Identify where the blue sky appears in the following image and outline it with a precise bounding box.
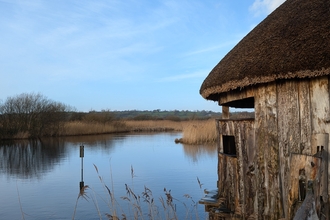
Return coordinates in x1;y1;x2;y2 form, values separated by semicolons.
0;0;285;112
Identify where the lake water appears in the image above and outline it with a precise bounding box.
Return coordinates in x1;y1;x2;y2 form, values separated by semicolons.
0;132;217;220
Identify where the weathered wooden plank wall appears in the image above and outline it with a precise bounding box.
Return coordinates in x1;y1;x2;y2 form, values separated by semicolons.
310;76;329;135
215;77;330;219
218;153;239;212
310;77;330;218
298;80;312;155
238;120;256;218
218;120;239;214
218;119;256;218
276;80;301;218
255;83;281;219
309;76;330;218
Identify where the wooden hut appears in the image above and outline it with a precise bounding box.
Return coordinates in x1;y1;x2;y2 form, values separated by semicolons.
199;0;330;219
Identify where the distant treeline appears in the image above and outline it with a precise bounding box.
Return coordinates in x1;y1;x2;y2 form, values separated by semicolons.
65;109;221;122
111;109;254;120
0;93;254;139
112;109;221;120
69;109;254;121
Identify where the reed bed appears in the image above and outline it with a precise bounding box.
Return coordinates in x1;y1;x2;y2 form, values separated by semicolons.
180;119;217;145
61;121;128;136
6;118;218;145
60;119;217;145
61;120;185;136
122;120;186;132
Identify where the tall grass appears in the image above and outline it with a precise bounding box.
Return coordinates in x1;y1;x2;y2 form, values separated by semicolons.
123;120;185;132
5;118;218;145
61;121;128;136
60;120;185;136
61;119;217;145
180;120;217;145
72;165;205;220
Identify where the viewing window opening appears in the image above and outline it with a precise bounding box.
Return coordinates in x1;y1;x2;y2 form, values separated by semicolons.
223;135;236;156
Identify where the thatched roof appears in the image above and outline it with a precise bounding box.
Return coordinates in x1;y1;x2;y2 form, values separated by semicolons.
200;0;330;101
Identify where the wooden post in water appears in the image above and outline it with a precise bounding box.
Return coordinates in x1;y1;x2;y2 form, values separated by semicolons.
80;145;84;190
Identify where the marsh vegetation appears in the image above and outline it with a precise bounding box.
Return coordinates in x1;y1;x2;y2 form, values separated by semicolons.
0;92;253;143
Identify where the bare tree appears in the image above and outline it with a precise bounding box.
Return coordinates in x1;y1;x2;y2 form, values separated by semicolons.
0;93;72;138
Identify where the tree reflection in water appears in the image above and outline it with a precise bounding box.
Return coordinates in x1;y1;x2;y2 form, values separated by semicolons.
0;138;66;179
0;133;211;179
0;134;118;179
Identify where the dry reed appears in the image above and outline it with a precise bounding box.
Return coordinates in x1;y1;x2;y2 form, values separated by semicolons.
122;120;185;132
71;164;205;220
0;118;218;146
61;119;217;145
61;121;128;136
180;119;217;144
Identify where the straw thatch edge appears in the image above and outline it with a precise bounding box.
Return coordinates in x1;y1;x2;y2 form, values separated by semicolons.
201;67;330;101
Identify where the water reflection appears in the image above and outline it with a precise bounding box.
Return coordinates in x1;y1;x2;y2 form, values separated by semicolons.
0;133;217;220
0;134;119;179
62;134;117;151
0;133;216;180
182;143;217;163
0;138;66;179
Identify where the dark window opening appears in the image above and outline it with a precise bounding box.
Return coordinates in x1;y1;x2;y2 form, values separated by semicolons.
223;135;236;156
222;97;255;109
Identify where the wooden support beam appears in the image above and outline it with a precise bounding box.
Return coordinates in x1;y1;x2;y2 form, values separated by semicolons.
222;106;229;119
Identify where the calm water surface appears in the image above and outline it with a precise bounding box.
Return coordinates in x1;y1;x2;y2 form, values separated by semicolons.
0;132;217;220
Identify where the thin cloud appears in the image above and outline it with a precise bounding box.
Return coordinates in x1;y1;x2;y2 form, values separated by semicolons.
183;40;237;57
250;0;286;16
157;71;207;82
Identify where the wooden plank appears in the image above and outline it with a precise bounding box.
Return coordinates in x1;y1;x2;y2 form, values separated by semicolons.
254;85;266;219
222;106;230;119
310;76;329;134
310;77;330;209
298;80;312;155
216;120;221;153
218;87;254;106
239;120;257;218
235;121;245;217
255;83;281;219
277;80;301;218
218;154;239;212
265;83;280;219
218;119;256;218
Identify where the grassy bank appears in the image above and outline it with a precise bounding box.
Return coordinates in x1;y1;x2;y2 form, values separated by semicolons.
61;121;129;136
1;119;218;145
60;119;217;145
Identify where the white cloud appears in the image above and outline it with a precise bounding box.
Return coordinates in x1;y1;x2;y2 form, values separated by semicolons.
250;0;286;16
157;71;207;82
183;41;236;57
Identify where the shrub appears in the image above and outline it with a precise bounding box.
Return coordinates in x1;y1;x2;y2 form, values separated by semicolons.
0;93;72;138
